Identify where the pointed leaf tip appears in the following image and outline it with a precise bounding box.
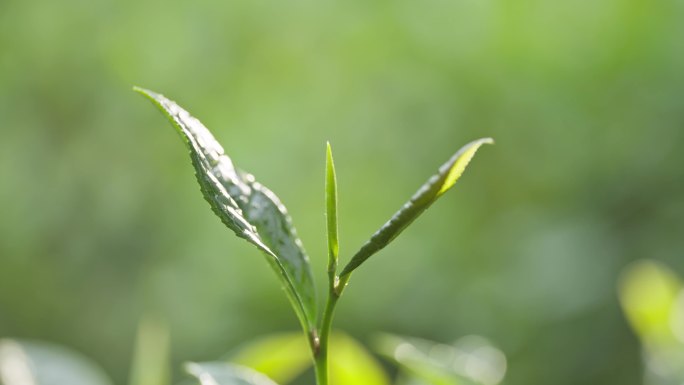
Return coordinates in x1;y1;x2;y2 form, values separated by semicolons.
137;88;318;334
325;141;339;272
437;137;493;196
340;138;492;277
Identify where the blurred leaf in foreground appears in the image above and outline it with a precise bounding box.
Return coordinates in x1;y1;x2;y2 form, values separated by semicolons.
374;334;506;385
619;260;684;385
229;333;310;384
328;332;389;385
185;362;279;385
0;339;113;385
228;331;389;385
128;315;170;385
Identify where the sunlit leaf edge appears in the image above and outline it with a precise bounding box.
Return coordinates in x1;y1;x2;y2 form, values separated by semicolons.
340;138;493;276
134;86;317;332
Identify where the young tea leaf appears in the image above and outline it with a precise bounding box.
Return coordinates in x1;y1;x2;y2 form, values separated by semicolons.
185;362;280;385
135;87;317;333
340;138;493;277
325;142;339;277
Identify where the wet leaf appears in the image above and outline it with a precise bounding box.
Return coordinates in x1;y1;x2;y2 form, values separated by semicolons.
0;339;113;385
185;362;279;385
340;138;493;276
135;87;317;333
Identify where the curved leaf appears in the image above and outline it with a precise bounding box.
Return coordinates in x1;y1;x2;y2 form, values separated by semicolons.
135;87;317;333
340;138;493;276
0;339;113;385
185;362;279;385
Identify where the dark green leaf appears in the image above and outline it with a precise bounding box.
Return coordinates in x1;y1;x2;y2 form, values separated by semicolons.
0;339;113;385
185;362;280;385
135;87;317;333
340;138;493;276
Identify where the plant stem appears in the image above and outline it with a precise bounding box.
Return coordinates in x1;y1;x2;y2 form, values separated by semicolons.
313;288;339;385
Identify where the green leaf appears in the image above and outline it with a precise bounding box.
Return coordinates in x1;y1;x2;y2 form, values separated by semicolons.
185;362;280;385
618;261;684;385
128;315;170;385
228;331;390;385
229;333;311;384
619;260;683;344
340;138;493;276
374;334;506;385
135;87;317;333
328;333;390;385
0;339;113;385
325;142;339;277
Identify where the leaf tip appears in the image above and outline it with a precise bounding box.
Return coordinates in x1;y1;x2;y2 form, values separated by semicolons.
132;86;161;103
132;86;150;96
437;137;493;196
326;141;336;169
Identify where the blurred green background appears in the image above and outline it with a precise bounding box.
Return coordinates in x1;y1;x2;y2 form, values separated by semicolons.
1;0;684;384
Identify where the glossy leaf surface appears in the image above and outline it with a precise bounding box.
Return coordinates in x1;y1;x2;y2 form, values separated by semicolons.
341;138;493;276
0;339;113;385
135;87;317;332
185;362;279;385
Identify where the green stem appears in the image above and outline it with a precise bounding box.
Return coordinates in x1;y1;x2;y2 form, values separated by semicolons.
314;290;339;385
313;269;351;385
